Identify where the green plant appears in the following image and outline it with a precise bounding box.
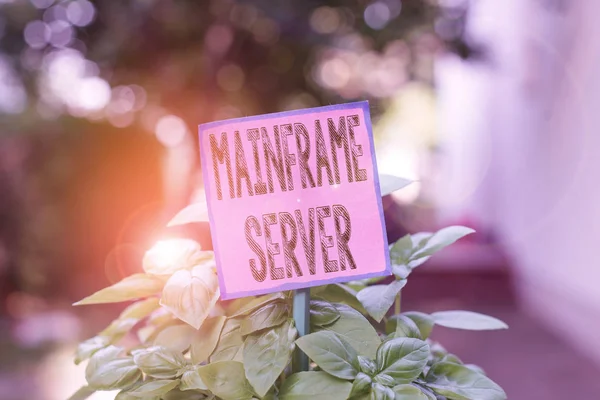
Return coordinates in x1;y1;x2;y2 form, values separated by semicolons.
70;179;508;400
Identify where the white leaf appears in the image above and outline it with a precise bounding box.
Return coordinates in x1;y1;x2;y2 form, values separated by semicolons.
160;265;220;329
431;311;508;331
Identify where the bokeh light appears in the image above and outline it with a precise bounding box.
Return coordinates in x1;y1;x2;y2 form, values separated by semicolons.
155;115;188;147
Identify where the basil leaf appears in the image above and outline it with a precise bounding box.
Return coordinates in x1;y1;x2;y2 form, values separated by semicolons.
425;362;506;400
279;371;352;400
240;300;289;335
402;312;434;340
310;300;341;327
431;310;508;331
190;316;227;363
319;303;381;359
244;320;297;397
295;331;359;380
197;361;255;400
375;338;430;384
357;280;407;323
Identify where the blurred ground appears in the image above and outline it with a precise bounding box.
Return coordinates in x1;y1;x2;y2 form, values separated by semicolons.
403;244;600;399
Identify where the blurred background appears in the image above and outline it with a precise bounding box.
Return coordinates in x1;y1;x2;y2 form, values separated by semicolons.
1;0;599;398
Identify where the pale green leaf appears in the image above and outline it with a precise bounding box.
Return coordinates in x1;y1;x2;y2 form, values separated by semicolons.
389;235;413;266
126;379;180;398
279;371;352;400
198;361;255;400
227;292;286;317
67;386;95;400
319;303;381;359
74;274;165;305
310;300;341;327
375;338;430;384
295;330;359;380
85;346;141;390
179;369;208;391
392;384;430;399
240;300;289;336
371;383;395;400
349;372;372;398
160;264;220;329
311;284;366;313
154;324;197;353
431;310;508;331
167;202;209;226
411;226;474;260
244;319;297;396
190;316;227;363
358;356;377;376
357;280;407;323
132;346;187;379
402;312;434;340
425;362;507;400
379;174;413;197
210;318;244;362
392;315;422;339
74;336;110;365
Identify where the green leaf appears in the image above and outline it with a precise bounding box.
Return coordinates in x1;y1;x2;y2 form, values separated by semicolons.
132;346;187;379
279;371;352;400
240;300;289;335
411;226;474;260
98;298;161;343
358;356;377;376
126;379;180;398
74;274;165;305
153;324;197;353
161;389;207;400
319;303;381;359
373;373;395;387
431;311;508;331
402;312;434;340
160;264;220;329
296;330;359;380
210;317;244;362
167;202;209;226
357;280;407;323
375;338;430;384
227;292;286;317
85;346;141;390
243;319;296;396
370;383;395;400
310;300;341;327
425;362;507;400
379;174;413;197
392;315;422;339
198;361;255;400
75;336;110;365
389;235;413;266
392;384;430;399
349;372;372;398
179;368;208;391
190;316;227;363
67;386;95;400
311;284;366;314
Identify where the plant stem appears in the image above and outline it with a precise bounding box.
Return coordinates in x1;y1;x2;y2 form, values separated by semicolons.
394;292;401;315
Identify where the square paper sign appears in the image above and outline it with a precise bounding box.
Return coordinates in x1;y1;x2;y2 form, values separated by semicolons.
199;101;391;299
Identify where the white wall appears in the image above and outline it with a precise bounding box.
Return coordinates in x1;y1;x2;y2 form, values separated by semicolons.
437;0;600;360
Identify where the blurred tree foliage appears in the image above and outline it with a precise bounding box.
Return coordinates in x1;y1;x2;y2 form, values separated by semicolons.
0;0;473;306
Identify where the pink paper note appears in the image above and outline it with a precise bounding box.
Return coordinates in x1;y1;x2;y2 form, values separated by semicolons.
199;101;390;299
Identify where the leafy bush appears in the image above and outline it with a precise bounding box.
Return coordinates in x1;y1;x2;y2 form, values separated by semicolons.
70;221;507;400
